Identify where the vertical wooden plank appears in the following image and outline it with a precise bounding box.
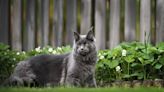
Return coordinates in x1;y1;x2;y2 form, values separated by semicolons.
36;0;42;47
124;0;136;42
109;0;120;48
156;0;164;43
11;0;22;50
66;0;77;45
53;0;63;47
151;0;156;44
41;0;49;47
25;0;35;50
80;0;92;34
0;0;9;45
95;0;106;50
140;0;151;43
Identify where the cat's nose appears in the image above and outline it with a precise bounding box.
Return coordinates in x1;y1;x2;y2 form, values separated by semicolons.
79;46;85;51
81;48;84;51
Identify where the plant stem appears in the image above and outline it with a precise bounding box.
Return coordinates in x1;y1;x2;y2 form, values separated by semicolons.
143;66;146;80
128;63;130;76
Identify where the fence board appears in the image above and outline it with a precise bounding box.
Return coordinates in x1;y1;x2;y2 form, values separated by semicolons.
25;0;35;50
80;0;91;34
124;0;136;42
41;0;49;47
95;0;106;50
36;0;42;47
156;0;164;43
53;0;63;47
140;0;151;43
11;0;22;50
109;0;120;48
66;0;77;45
0;0;9;45
0;0;163;50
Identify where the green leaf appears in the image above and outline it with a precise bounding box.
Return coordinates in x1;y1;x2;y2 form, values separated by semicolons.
159;56;164;65
123;74;131;78
124;55;135;63
106;60;119;69
131;63;140;67
154;63;162;69
156;42;164;49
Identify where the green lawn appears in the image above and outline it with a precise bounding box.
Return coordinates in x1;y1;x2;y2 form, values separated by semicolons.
0;87;164;92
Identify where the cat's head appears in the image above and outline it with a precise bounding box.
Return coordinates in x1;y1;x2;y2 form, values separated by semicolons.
73;27;96;56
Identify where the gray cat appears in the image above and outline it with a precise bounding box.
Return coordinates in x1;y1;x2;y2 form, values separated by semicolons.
3;29;97;87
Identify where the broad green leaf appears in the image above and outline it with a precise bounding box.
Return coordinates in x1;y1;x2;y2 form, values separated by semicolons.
154;63;162;69
123;74;131;78
131;63;140;67
124;55;135;63
106;60;119;69
159;56;164;65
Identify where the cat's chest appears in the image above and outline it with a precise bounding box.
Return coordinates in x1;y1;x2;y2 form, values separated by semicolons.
67;60;94;76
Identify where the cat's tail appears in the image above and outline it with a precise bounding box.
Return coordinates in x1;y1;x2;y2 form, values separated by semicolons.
1;75;24;87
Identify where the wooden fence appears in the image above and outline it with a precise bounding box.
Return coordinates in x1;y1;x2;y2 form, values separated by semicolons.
0;0;164;51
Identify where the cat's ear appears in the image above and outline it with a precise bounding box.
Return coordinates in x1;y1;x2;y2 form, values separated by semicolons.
86;27;95;42
73;32;80;42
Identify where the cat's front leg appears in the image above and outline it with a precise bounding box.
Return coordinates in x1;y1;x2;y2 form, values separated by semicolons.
85;75;97;87
65;77;81;87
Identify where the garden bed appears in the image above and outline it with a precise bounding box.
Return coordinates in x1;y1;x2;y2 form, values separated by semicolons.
98;79;164;88
0;42;164;87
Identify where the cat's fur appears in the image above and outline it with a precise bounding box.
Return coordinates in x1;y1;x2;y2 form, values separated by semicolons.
3;29;97;87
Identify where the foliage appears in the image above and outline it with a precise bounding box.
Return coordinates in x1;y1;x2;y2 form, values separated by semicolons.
0;42;164;85
96;41;164;83
0;43;26;81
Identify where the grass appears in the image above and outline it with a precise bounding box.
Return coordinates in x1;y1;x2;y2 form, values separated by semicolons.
0;87;164;92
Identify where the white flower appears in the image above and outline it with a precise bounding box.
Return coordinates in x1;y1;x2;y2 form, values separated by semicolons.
100;55;104;60
52;50;57;54
57;47;62;51
116;66;121;72
122;49;127;56
35;46;41;52
22;51;26;54
48;48;53;52
16;52;20;55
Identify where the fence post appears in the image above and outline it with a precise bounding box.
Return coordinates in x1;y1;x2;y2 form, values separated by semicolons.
80;0;91;34
53;0;63;47
25;0;35;50
41;0;49;47
124;0;136;42
11;0;22;50
0;0;9;45
36;0;42;47
66;0;77;45
109;0;120;48
156;0;164;43
140;0;151;43
95;0;106;50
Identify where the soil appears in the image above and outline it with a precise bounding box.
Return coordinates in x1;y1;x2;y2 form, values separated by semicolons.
132;80;142;87
122;81;132;88
111;80;123;87
98;79;164;88
142;79;153;87
153;79;164;88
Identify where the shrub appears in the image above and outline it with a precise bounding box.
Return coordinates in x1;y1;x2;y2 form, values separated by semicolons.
0;43;26;82
96;42;164;83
